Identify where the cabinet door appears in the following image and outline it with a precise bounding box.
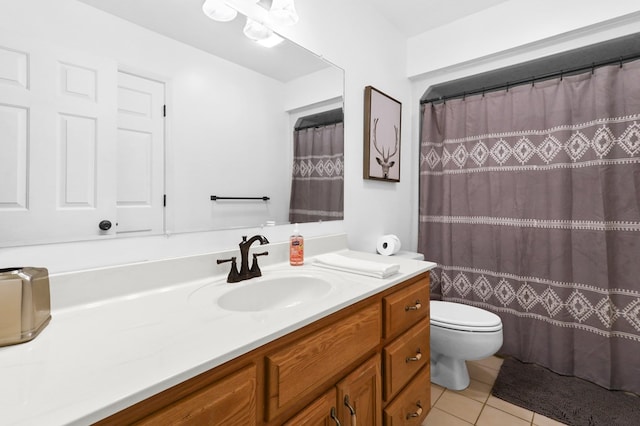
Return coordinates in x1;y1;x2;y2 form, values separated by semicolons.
337;354;382;426
134;364;257;426
283;388;338;426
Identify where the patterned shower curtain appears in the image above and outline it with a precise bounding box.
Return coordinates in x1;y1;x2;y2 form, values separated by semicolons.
289;122;344;223
418;59;640;394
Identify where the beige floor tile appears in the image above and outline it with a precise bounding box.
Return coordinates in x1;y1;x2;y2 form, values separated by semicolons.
431;383;445;407
486;396;534;421
422;407;473;426
533;412;568;426
466;362;499;386
434;391;483;424
452;379;492;403
476;405;531;426
471;355;504;371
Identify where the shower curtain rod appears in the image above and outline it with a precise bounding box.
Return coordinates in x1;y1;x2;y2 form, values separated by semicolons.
421;52;640;105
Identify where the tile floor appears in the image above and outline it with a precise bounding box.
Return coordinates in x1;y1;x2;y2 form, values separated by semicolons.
422;356;567;426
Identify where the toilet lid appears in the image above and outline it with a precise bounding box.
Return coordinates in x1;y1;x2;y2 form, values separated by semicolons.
431;300;502;332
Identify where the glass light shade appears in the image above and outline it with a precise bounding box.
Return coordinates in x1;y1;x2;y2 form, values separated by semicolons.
256;33;284;48
202;0;238;22
269;0;299;26
243;17;272;41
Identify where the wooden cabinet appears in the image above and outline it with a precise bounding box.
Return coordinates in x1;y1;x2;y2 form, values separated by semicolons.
337;355;382;426
283;388;338;426
288;355;382;426
134;364;257;426
381;277;431;424
383;366;430;425
383;318;430;401
95;272;430;426
266;303;381;420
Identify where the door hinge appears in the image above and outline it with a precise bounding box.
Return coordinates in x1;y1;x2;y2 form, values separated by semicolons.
163;194;166;207
163;104;166;117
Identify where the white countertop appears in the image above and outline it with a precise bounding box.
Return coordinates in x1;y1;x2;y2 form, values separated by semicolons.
0;237;435;425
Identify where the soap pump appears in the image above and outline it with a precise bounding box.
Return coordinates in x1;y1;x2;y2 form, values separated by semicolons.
289;223;304;266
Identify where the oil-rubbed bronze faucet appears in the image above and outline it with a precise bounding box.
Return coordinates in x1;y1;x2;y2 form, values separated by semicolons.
238;235;269;280
217;235;269;283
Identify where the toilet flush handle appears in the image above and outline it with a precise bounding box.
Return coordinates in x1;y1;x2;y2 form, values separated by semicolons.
405;299;422;311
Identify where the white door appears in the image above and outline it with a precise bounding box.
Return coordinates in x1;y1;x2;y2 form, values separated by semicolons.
115;71;165;235
0;33;117;247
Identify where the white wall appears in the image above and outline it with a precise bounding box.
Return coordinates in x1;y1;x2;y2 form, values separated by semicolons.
274;1;416;255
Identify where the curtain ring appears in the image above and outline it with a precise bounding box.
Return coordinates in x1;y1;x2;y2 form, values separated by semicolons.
560;71;563;81
482;88;485;98
506;82;509;92
531;77;535;87
620;57;624;68
462;92;466;100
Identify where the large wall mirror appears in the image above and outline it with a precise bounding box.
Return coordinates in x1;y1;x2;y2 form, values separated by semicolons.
0;0;344;248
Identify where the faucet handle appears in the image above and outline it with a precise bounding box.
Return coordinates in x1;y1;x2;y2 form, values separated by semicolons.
250;251;269;277
216;256;241;283
216;256;236;265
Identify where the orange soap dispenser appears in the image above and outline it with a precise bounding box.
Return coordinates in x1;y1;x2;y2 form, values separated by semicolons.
289;223;304;266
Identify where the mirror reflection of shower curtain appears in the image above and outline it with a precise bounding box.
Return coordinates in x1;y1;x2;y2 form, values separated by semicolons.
419;58;640;394
289;122;344;223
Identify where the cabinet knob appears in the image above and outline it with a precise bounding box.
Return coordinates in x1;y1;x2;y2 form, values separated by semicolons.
406;401;423;419
405;300;422;311
98;220;112;231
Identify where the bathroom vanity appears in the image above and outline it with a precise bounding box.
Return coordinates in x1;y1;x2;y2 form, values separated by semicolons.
0;235;435;425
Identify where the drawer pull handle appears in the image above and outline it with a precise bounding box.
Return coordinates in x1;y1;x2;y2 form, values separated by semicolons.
344;395;357;425
330;407;342;426
406;349;422;363
405;300;422;311
406;401;423;419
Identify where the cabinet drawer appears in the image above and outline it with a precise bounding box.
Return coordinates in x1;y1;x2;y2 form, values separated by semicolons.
266;303;381;421
383;277;429;338
383;366;430;426
383;318;429;401
134;364;257;426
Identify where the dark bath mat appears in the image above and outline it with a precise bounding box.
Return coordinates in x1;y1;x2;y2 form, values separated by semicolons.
491;357;640;426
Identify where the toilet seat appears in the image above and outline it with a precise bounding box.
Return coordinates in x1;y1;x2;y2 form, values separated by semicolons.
431;300;502;332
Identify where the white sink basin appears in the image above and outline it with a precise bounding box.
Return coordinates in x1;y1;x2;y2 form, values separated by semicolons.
216;274;333;312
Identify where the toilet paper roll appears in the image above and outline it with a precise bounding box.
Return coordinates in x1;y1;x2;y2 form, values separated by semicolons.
376;234;401;256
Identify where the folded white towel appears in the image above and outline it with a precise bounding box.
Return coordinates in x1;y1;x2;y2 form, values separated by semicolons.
313;253;400;279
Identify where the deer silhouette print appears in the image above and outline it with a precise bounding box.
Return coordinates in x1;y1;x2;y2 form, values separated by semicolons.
372;118;399;179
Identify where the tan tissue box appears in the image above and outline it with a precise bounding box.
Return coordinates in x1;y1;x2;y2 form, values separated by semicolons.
0;267;51;347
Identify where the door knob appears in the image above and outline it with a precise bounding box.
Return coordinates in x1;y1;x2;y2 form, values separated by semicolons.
98;220;112;231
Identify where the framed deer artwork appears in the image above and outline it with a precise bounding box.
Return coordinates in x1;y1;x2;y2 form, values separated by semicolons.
363;85;401;182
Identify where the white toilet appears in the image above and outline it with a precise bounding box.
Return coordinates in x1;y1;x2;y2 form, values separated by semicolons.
430;300;503;390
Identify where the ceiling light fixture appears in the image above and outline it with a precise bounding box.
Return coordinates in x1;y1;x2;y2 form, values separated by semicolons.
202;0;296;48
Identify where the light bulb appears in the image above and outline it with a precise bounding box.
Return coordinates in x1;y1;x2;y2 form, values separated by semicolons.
269;0;299;26
243;17;272;41
202;0;238;22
